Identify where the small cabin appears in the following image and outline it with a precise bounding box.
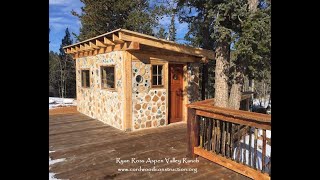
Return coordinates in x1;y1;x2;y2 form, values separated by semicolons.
64;29;215;131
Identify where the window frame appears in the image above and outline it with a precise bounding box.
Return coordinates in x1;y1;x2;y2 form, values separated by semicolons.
81;69;91;88
100;65;116;90
151;64;164;88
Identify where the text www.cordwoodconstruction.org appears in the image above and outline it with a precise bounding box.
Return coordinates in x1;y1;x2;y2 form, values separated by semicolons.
118;166;198;173
116;157;199;173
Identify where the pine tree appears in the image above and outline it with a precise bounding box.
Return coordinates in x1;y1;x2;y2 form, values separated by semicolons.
177;0;216;100
168;13;176;41
58;28;76;98
49;51;61;97
177;0;271;109
156;27;168;39
72;0;163;41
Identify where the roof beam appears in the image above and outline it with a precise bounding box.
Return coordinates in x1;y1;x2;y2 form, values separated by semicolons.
80;44;86;51
118;31;215;59
71;47;76;53
96;39;106;47
104;37;115;45
84;43;93;51
113;33;124;44
75;46;80;52
89;42;99;49
126;41;140;50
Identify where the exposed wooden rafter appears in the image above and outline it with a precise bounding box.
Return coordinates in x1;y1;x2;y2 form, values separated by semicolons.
118;31;215;60
89;42;99;49
84;43;92;51
127;41;140;50
112;33;124;44
104;37;115;45
79;44;85;52
71;47;76;53
63;29;215;60
96;39;106;47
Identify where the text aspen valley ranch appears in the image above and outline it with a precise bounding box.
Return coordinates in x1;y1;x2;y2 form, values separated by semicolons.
116;158;199;165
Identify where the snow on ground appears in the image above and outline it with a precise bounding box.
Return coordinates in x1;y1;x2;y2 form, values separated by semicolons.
49;97;77;109
233;128;271;173
253;97;271;108
49;151;66;180
49;157;66;165
49;172;60;180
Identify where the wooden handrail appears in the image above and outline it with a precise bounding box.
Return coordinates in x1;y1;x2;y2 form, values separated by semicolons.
187;98;271;124
187;99;271;180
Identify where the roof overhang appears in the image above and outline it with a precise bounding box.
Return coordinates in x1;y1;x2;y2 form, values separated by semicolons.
63;29;215;62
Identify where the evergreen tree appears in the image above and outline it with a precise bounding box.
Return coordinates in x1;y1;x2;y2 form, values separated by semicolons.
72;0;164;41
49;51;61;97
58;28;76;98
168;13;176;41
156;27;168;39
177;0;271;109
177;0;216;100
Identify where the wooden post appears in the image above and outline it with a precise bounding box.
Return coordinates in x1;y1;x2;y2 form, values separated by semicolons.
211;119;216;153
207;118;212;151
187;107;199;158
226;122;230;158
203;117;207;150
236;125;241;163
254;128;258;169
230;123;234;160
262;129;266;172
199;118;203;148
222;121;226;156
249;127;252;167
216;120;221;153
243;127;247;164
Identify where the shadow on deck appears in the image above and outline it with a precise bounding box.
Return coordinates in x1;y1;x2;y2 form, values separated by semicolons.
49;108;250;180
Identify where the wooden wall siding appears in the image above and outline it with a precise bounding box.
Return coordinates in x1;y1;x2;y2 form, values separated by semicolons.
76;51;125;130
131;61;167;130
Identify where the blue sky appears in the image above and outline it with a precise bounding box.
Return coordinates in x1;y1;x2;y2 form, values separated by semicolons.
49;0;189;53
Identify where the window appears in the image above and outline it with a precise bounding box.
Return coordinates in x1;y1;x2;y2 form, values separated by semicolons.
81;70;90;88
152;65;163;87
101;66;115;89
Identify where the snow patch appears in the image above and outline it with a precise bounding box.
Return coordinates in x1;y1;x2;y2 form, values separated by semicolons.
49;157;65;165
49;172;60;180
253;97;271;108
233;128;271;173
63;99;74;104
49;153;66;180
49;97;77;109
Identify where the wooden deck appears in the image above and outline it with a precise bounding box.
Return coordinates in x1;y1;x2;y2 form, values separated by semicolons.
49;108;250;180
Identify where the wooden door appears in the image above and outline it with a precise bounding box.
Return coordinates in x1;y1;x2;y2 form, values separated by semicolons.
169;64;184;123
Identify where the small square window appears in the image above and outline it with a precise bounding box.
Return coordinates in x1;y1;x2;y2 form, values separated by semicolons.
101;66;115;89
152;65;163;87
81;70;90;88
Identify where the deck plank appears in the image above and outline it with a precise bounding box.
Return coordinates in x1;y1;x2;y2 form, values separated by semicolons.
49;109;249;180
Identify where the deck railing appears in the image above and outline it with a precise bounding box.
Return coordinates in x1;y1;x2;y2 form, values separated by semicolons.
187;99;271;180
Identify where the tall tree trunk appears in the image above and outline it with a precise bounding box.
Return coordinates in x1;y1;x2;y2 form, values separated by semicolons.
228;80;243;109
226;0;259;110
214;42;230;108
201;17;210;100
58;59;64;98
64;60;67;98
201;63;208;100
